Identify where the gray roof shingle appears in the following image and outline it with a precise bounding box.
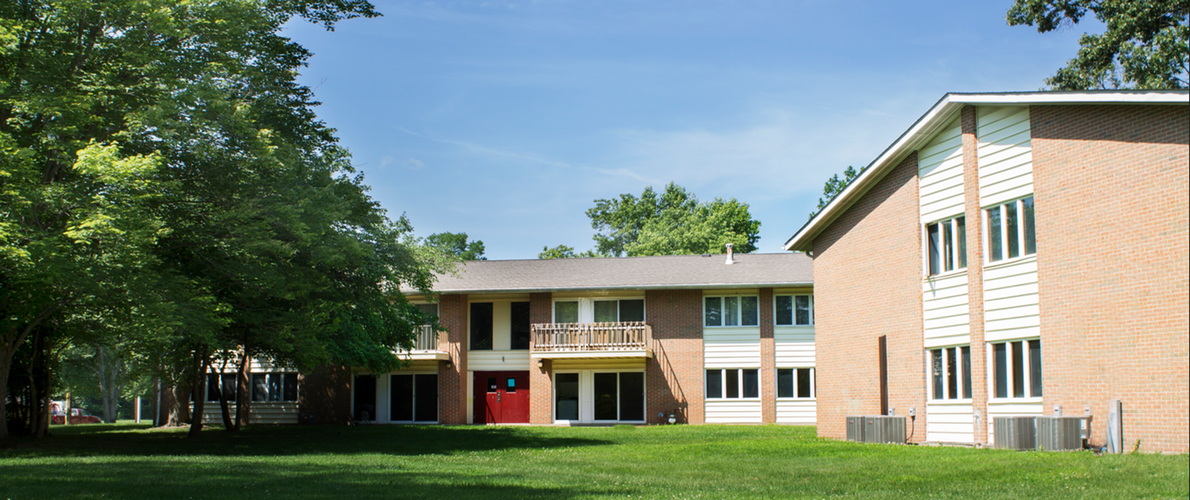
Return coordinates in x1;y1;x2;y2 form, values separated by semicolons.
419;253;812;294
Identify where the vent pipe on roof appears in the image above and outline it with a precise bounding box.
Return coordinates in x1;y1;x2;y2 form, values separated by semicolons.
725;243;735;265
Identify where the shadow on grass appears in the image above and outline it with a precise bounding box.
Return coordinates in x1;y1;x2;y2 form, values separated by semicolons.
2;423;613;460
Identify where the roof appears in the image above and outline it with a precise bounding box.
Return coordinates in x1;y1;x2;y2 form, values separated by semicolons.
415;253;813;294
783;90;1190;252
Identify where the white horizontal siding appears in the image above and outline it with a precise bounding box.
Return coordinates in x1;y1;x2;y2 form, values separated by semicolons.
705;400;762;423
468;350;532;371
986;400;1044;445
923;273;970;348
925;402;973;444
774;326;815;366
918;118;966;224
983;258;1040;342
704;327;760;368
197;402;298;425
775;400;816;424
977;107;1034;207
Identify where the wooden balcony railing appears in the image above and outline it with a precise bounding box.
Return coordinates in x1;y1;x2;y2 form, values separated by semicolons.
531;322;652;353
398;325;440;352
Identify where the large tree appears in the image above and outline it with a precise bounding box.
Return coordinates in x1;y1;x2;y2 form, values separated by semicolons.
1007;0;1189;89
808;166;860;220
426;232;487;261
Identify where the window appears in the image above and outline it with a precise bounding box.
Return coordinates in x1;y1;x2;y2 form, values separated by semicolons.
775;295;814;326
593;372;645;421
992;339;1041;399
986;197;1036;263
510;302;531;350
206;373;239;402
705;369;759;399
555;373;579;420
776;368;815;398
415;303;438;320
391;374;438;422
594;299;645;322
554;301;579;323
704;296;759;327
242;373;298;402
926;216;967;276
470;302;493;350
929;346;971;400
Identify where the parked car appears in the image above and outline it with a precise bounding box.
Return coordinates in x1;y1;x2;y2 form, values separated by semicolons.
51;407;102;425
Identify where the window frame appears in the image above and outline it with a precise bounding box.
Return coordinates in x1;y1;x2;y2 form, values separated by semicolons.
984;196;1036;265
552;298;646;323
928;345;972;401
774;294;814;326
989;338;1042;401
775;367;816;399
705;368;761;400
924;215;967;277
703;295;760;327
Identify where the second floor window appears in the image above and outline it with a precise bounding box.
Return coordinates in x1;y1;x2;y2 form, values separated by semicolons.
775;295;813;326
554;299;645;323
705;296;759;327
926;216;966;276
986;196;1035;263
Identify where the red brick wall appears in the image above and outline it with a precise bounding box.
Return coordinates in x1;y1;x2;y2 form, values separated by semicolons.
646;289;705;424
759;288;777;423
298;365;351;425
961;106;990;444
812;152;925;441
1031;104;1189;453
438;294;468;424
528;292;554;424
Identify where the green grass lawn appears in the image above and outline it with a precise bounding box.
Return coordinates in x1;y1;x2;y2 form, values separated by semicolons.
1;423;1186;499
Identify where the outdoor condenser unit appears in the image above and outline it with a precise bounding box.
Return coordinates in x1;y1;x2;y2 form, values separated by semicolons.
993;416;1037;450
846;416;865;442
862;416;906;444
1036;416;1084;451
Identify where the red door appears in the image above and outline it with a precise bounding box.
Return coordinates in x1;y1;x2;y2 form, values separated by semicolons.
474;371;530;424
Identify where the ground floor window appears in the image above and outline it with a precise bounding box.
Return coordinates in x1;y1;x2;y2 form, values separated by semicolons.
252;373;299;402
391;373;438;422
991;339;1041;399
706;368;759;399
555;373;580;420
930;346;971;400
555;371;644;422
776;368;814;398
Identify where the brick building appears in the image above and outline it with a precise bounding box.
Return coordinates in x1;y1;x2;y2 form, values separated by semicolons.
783;91;1189;453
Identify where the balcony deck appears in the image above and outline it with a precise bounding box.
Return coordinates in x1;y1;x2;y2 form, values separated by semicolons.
530;322;653;359
396;325;450;361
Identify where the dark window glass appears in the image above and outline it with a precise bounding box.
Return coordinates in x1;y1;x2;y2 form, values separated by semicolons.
506;377;516;393
510;302;531;350
555;373;579;420
988;207;1003;262
741;297;759;326
619;300;645;322
943;221;955;272
777;369;794;398
487;377;497;392
946;347;958;400
993;343;1007;398
619;372;645;421
927;222;941;275
725;369;739;398
594;301;618;323
724;297;739;326
415;303;439;320
1011;341;1025;398
353;375;376;421
391;374;413;421
269;373;283;401
796;368;812;399
207;374;222;402
1029;340;1042;397
1022;197;1036;255
1006;202;1020;259
223;374;238;402
775;296;793;326
957;217;967;269
931;349;943;400
742;369;759;398
961;346;972;399
705;369;722;398
414;374;438;422
470;302;493;350
704;297;722;326
594;373;618;420
795;296;811;325
554;301;579;323
252;374;269;402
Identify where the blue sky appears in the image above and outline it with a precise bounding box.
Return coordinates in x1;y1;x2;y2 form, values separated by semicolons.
283;0;1099;260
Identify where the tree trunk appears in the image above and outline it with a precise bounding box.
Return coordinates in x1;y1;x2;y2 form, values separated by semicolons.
173;383;192;424
233;352;251;431
217;357;233;430
188;352;209;437
0;343;17;439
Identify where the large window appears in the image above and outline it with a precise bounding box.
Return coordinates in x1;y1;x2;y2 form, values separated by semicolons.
555;299;645;323
247;373;298;402
704;296;759;327
926;216;967;276
986;196;1036;263
415;303;438;320
992;339;1042;399
391;373;438;422
470;302;493;350
206;373;239;402
776;368;815;398
706;368;759;399
510;301;531;350
593;372;645;422
775;295;814;326
929;346;971;400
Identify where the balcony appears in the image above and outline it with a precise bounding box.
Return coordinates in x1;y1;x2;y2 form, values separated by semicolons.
530;322;653;359
396;325;450;361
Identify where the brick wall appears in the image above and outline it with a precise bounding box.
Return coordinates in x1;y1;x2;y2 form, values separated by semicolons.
298;365;351;425
1031;104;1189;453
759;288;776;423
812;152;925;441
645;289;705;424
961;106;990;443
528;292;554;424
438;294;468;424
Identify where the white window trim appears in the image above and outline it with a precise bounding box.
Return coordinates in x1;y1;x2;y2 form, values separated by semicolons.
983;196;1036;265
705;368;762;400
775;367;816;400
927;346;972;402
703;295;761;328
924;215;968;278
773;294;814;326
986;338;1042;401
551;297;646;323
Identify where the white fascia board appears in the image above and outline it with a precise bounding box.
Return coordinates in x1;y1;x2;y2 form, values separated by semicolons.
782;90;1189;252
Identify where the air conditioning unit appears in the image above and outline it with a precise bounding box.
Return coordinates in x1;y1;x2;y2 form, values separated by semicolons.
845;416;865;442
1036;416;1084;451
863;416;906;444
993;416;1036;450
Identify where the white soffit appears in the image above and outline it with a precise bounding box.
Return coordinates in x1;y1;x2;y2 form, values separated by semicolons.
783;90;1190;252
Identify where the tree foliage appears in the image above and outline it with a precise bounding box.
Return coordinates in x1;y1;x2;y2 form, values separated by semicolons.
426;232;487;261
808;166;860;221
1007;0;1189;89
538;245;597;259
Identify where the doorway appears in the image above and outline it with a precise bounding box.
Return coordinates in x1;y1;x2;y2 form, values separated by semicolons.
473;371;530;424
